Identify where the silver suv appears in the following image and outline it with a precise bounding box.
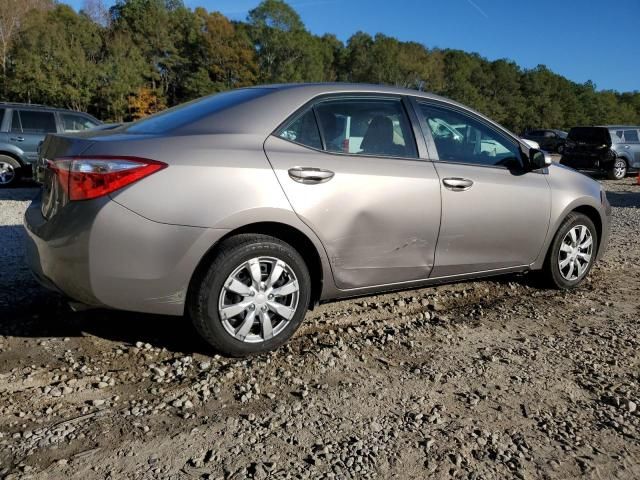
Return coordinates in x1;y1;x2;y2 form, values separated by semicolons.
24;84;611;356
0;103;101;186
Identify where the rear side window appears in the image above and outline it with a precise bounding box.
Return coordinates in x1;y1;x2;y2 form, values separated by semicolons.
18;110;57;134
278;109;322;150
624;129;639;142
61;113;98;132
127;88;270;134
315;98;417;158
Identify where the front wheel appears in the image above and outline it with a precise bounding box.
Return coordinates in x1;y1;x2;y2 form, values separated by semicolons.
189;234;311;357
556;143;564;154
541;212;598;289
607;158;627;180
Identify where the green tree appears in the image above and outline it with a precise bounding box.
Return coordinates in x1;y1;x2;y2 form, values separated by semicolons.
8;4;101;111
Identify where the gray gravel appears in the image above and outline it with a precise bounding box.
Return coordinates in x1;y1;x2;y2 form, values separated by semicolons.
0;177;639;479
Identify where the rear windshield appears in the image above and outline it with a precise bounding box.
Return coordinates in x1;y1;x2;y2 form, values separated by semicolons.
126;88;271;134
568;127;610;144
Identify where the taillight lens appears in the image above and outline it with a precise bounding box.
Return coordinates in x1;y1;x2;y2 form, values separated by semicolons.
49;156;167;201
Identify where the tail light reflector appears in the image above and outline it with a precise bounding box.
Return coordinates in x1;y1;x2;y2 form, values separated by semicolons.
49;156;167;201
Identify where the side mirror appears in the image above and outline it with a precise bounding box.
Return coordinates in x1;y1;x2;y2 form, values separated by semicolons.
530;148;552;169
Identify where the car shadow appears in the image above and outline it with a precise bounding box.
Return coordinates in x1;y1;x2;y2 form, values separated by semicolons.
605;190;640;208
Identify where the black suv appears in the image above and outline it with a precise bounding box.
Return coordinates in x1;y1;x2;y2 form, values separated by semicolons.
561;126;640;180
0;103;101;186
522;129;568;153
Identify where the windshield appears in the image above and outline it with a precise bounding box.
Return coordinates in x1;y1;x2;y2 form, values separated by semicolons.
126;88;271;134
568;127;610;144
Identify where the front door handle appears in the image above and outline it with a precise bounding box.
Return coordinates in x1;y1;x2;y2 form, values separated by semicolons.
442;177;473;191
10;136;24;142
288;167;335;184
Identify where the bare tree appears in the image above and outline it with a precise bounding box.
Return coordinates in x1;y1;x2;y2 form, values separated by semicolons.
0;0;52;90
81;0;111;27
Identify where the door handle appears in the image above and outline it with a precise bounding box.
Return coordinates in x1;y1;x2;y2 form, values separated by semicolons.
288;167;335;184
10;136;24;142
442;177;473;191
624;145;630;149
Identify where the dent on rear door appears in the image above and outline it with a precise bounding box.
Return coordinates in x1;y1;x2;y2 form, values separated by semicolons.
264;136;442;290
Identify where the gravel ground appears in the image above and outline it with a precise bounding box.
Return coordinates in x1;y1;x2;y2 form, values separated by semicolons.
0;175;639;480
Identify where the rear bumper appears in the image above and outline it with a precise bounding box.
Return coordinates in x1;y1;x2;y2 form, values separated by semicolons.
24;194;229;315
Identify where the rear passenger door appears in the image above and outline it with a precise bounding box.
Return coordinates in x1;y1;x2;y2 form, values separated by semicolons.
264;95;442;290
9;109;57;164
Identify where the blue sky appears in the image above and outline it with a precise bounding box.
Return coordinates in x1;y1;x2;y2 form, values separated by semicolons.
66;0;640;92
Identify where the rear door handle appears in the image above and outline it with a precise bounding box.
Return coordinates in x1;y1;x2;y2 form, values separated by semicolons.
288;167;335;184
442;177;473;191
10;136;24;142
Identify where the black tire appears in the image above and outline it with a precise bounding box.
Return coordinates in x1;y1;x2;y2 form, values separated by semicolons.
556;143;564;154
188;234;311;357
607;158;627;180
0;155;21;187
541;212;598;289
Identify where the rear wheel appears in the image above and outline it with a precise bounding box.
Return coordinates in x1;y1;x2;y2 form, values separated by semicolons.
0;155;20;187
556;143;564;154
189;234;311;357
541;212;598;289
607;158;627;180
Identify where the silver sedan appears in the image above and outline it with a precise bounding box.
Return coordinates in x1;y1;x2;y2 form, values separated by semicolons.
24;84;611;356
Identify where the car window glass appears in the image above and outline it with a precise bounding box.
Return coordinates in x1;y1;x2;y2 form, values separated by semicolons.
19;110;56;134
0;108;4;127
278;108;322;150
623;129;639;142
61;113;98;132
314;98;417;158
544;131;555;138
11;111;21;133
419;103;522;169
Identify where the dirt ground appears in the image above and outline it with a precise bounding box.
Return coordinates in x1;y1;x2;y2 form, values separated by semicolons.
0;176;638;480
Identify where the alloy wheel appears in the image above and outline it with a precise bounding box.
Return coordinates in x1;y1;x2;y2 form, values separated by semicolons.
218;256;299;343
558;225;593;281
0;162;16;185
613;160;626;179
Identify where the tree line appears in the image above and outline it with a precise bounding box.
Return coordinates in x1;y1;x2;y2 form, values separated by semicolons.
1;0;638;132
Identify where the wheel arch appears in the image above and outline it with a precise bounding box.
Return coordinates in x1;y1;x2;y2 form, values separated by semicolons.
187;221;327;310
0;149;25;167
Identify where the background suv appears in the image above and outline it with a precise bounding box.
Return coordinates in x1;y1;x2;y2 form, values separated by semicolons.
561;125;640;180
0;103;101;186
522;129;568;153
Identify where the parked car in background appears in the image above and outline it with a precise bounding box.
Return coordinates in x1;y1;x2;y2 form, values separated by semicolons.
25;84;611;356
0;103;101;186
522;129;568;153
561;126;640;180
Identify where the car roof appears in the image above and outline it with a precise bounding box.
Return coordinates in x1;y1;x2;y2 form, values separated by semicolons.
598;125;640;129
0;102;94;115
165;82;521;141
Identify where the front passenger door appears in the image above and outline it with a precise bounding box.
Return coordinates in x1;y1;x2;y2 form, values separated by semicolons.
415;101;551;277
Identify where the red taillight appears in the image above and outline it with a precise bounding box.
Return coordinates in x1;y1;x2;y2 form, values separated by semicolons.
49;156;167;201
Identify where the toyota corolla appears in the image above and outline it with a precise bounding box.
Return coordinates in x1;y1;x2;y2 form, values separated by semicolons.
24;84;611;356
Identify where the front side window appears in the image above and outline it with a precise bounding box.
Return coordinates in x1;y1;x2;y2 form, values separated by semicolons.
314;98;417;158
278;108;322;150
624;129;639;143
18;110;56;134
419;103;522;169
61;113;98;132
